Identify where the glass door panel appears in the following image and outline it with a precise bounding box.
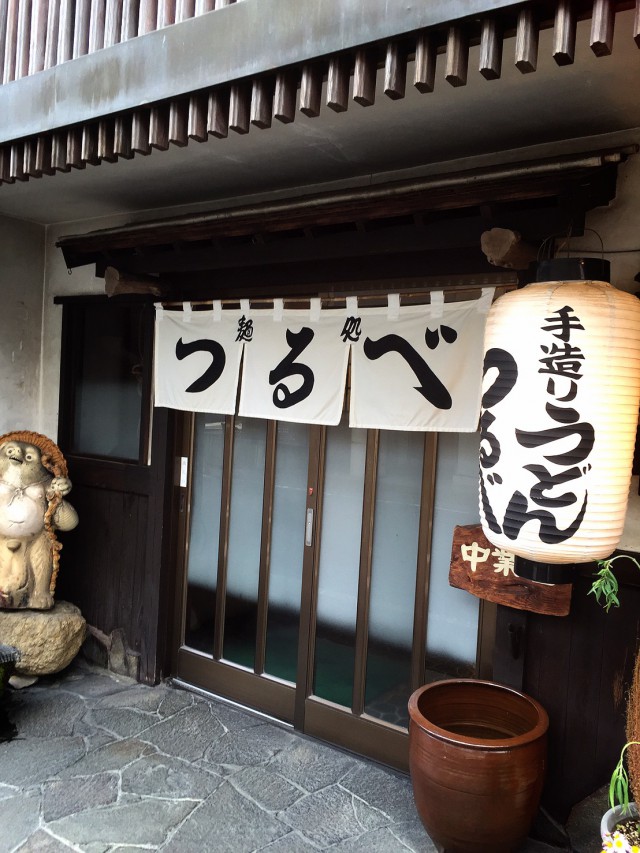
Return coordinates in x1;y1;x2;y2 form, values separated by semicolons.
184;413;225;654
364;430;424;727
313;416;367;706
264;421;310;682
425;431;481;677
223;417;268;668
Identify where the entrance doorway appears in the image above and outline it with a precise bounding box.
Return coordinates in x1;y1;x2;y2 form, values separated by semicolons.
174;409;490;769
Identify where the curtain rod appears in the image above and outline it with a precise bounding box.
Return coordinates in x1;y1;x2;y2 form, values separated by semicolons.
159;284;514;309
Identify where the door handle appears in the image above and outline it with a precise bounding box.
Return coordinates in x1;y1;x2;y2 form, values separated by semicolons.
305;508;314;547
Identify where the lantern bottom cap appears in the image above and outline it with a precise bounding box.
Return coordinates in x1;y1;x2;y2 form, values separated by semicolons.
514;559;575;585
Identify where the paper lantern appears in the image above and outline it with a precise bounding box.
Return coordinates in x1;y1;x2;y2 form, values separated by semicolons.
479;267;640;564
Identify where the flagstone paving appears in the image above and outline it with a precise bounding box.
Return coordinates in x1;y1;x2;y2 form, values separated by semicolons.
0;663;601;852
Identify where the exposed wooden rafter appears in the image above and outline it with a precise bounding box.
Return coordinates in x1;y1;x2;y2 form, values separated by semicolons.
0;0;638;186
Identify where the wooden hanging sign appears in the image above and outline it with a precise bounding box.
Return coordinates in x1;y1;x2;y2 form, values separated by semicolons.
449;524;572;616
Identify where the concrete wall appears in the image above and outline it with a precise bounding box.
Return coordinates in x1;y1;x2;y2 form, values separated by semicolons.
0;215;45;435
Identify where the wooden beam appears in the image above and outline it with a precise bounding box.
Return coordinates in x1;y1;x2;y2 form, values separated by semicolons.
10;142;27;181
156;0;176;28
274;70;297;123
479;18;502;80
104;0;123;47
250;78;273;129
207;89;230;138
176;0;195;20
81;124;101;165
98;119;118;162
169;100;189;145
327;55;349;112
553;0;576;65
15;0;32;79
384;41;406;99
73;0;91;58
67;128;86;169
353;49;376;106
300;63;322;117
131;110;152;155
0;148;14;184
229;83;250;134
413;32;436;93
120;0;139;41
591;0;615;56
138;0;158;35
445;26;468;87
2;0;18;84
149;105;170;149
56;0;74;63
23;139;41;178
188;93;208;141
44;0;60;68
515;7;538;73
28;0;48;75
88;0;106;53
114;115;134;159
35;135;55;174
105;266;168;298
51;132;71;171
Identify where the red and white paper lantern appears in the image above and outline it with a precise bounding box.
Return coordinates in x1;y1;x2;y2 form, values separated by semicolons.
479;278;640;564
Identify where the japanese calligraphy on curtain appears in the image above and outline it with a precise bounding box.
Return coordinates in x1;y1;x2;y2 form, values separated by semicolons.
154;289;494;431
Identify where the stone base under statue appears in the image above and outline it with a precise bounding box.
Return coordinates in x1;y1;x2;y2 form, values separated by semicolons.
0;600;86;676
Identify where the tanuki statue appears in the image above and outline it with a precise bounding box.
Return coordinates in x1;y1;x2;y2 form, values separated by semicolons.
0;431;78;610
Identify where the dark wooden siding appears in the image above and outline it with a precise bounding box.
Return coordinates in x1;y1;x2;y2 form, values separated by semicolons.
522;568;640;820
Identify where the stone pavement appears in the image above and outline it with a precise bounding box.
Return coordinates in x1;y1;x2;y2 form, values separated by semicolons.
0;663;602;852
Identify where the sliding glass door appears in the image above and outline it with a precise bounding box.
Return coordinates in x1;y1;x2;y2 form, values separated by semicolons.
175;410;489;768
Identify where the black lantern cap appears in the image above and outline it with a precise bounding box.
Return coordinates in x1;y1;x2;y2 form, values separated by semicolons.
514;558;575;585
535;258;610;283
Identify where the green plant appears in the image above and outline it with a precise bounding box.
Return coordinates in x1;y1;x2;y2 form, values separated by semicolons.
609;741;640;813
589;555;640;613
589;556;640;821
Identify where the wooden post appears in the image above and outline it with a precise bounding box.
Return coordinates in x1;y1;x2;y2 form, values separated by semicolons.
515;8;538;73
414;32;436;93
300;63;322;117
3;0;18;84
274;70;297;123
353;49;376;106
591;0;615;56
15;0;32;79
207;89;230;138
56;0;74;63
28;0;48;75
553;0;576;65
44;0;59;68
251;78;274;129
188;93;208;141
229;83;250;134
327;55;349;112
73;0;91;58
479;18;502;80
88;0;106;53
104;0;123;47
384;42;406;99
445;26;468;87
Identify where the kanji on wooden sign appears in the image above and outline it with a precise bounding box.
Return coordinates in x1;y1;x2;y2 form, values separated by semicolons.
449;524;572;616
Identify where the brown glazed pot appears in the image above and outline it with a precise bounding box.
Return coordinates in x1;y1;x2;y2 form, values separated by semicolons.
408;679;548;853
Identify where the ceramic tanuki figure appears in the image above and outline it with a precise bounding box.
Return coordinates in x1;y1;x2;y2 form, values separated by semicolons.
0;431;78;610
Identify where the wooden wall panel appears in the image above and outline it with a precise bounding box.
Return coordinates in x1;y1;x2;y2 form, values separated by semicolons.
522;574;640;819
